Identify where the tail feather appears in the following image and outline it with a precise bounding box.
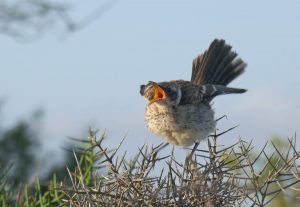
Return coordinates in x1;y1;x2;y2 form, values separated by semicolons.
191;39;247;86
218;58;246;86
207;43;235;85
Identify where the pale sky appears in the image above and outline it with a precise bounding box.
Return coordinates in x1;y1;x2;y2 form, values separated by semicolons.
1;0;300;162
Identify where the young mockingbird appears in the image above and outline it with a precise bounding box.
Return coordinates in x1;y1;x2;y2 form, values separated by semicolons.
140;39;247;147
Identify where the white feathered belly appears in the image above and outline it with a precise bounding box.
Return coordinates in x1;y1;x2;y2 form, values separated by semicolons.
145;103;215;147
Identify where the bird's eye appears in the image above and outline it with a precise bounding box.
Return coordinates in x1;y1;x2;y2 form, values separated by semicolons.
166;88;173;93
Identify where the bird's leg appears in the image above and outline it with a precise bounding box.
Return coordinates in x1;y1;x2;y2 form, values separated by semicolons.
187;142;199;161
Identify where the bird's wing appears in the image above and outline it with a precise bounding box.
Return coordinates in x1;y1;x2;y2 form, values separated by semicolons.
176;81;205;105
178;81;246;105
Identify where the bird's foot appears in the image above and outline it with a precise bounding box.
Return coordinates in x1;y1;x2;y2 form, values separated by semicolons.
186;142;199;162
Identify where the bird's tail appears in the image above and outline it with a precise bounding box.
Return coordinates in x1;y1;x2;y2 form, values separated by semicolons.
191;39;247;86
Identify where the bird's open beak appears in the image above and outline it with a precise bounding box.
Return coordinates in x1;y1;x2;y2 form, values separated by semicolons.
149;82;167;105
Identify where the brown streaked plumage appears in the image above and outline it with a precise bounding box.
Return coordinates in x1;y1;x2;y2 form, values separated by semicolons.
140;39;247;147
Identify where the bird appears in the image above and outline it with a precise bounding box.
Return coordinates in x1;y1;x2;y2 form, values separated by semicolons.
140;39;247;147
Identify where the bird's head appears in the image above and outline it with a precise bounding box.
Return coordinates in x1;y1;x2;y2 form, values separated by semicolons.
140;81;182;106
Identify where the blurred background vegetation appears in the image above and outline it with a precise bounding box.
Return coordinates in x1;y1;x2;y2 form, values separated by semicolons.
0;0;117;41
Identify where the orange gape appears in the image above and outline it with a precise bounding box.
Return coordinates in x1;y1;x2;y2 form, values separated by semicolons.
155;85;166;100
149;84;167;105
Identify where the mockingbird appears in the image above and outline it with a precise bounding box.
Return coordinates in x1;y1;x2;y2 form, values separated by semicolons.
140;39;247;147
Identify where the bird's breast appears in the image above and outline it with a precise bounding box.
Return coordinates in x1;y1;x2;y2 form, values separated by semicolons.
145;102;215;146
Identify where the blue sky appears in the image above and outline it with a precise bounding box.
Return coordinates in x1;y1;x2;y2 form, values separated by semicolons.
1;0;300;162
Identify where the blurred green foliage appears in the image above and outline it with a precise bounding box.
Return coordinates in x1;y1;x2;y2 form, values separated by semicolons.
0;109;42;184
0;104;92;206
